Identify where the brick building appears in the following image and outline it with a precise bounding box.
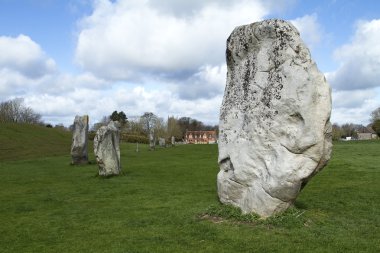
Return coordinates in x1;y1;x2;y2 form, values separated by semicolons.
185;130;217;144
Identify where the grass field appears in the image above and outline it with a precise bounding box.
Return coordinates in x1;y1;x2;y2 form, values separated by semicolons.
0;125;379;252
0;123;72;161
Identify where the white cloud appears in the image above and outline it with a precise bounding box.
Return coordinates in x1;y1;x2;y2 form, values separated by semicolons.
324;19;380;124
0;35;59;100
332;88;378;108
328;19;380;90
331;91;380;125
330;87;380;125
75;0;268;80
290;14;323;48
176;64;227;100
0;34;56;78
0;35;108;100
24;85;222;126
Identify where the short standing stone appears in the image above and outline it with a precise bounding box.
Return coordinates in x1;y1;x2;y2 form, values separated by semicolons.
218;19;332;217
149;131;155;150
171;136;175;146
70;115;89;164
159;137;166;147
94;121;121;176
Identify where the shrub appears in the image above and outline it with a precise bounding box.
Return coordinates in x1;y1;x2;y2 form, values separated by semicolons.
120;133;149;144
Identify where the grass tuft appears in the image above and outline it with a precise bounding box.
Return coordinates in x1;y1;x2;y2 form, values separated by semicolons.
202;203;309;228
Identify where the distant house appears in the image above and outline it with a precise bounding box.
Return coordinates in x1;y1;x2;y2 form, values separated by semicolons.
357;127;377;140
185;130;217;144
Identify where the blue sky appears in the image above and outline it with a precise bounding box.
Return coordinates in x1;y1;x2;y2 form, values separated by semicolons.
1;0;380;126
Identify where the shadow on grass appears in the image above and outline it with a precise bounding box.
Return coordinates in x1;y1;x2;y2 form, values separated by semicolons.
294;200;308;209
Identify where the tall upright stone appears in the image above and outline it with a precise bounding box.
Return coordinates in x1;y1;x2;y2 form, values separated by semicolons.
218;19;332;217
71;115;89;164
94;121;121;176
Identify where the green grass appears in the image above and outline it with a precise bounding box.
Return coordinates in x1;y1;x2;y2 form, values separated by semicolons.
0;125;379;252
0;123;72;161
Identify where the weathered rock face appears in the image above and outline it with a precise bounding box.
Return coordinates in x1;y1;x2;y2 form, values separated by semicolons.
71;115;89;164
218;19;332;217
94;121;121;176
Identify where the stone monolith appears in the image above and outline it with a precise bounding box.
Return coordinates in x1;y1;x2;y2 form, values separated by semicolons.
217;19;332;217
71;115;89;164
149;130;155;150
94;121;121;176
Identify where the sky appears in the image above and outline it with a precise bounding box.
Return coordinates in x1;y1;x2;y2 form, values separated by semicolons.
1;0;380;127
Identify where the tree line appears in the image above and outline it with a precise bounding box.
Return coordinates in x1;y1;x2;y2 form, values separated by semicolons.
1;97;379;141
332;107;380;140
90;111;219;143
0;98;42;124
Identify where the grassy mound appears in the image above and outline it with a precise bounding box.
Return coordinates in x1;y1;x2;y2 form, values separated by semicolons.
0;134;379;252
0;123;72;161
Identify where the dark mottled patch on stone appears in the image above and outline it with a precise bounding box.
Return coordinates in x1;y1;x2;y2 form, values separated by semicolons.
220;19;299;124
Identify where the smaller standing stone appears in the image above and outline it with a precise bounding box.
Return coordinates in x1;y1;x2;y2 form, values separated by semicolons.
159;137;166;147
94;121;121;176
149;130;155;150
71;115;89;164
171;136;175;146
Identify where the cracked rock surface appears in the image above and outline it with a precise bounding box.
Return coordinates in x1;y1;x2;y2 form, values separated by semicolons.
71;115;89;165
94;121;121;176
217;19;332;217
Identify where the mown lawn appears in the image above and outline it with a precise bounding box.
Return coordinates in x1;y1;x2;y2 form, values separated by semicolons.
0;139;379;252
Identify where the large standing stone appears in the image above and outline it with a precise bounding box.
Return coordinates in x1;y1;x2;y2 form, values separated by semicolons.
71;115;89;164
94;121;121;176
218;19;332;217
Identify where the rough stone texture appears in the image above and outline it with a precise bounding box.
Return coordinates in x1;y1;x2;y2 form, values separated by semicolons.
70;115;89;164
217;19;332;217
94;121;121;176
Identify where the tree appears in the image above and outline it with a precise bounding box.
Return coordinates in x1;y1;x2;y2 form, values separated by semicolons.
110;110;127;125
128;120;145;135
167;116;182;140
189;118;204;131
341;123;358;139
371;107;380;122
0;98;42;124
370;107;380;137
178;117;191;138
140;112;158;135
372;119;380;137
154;117;166;139
332;123;343;141
177;116;218;139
